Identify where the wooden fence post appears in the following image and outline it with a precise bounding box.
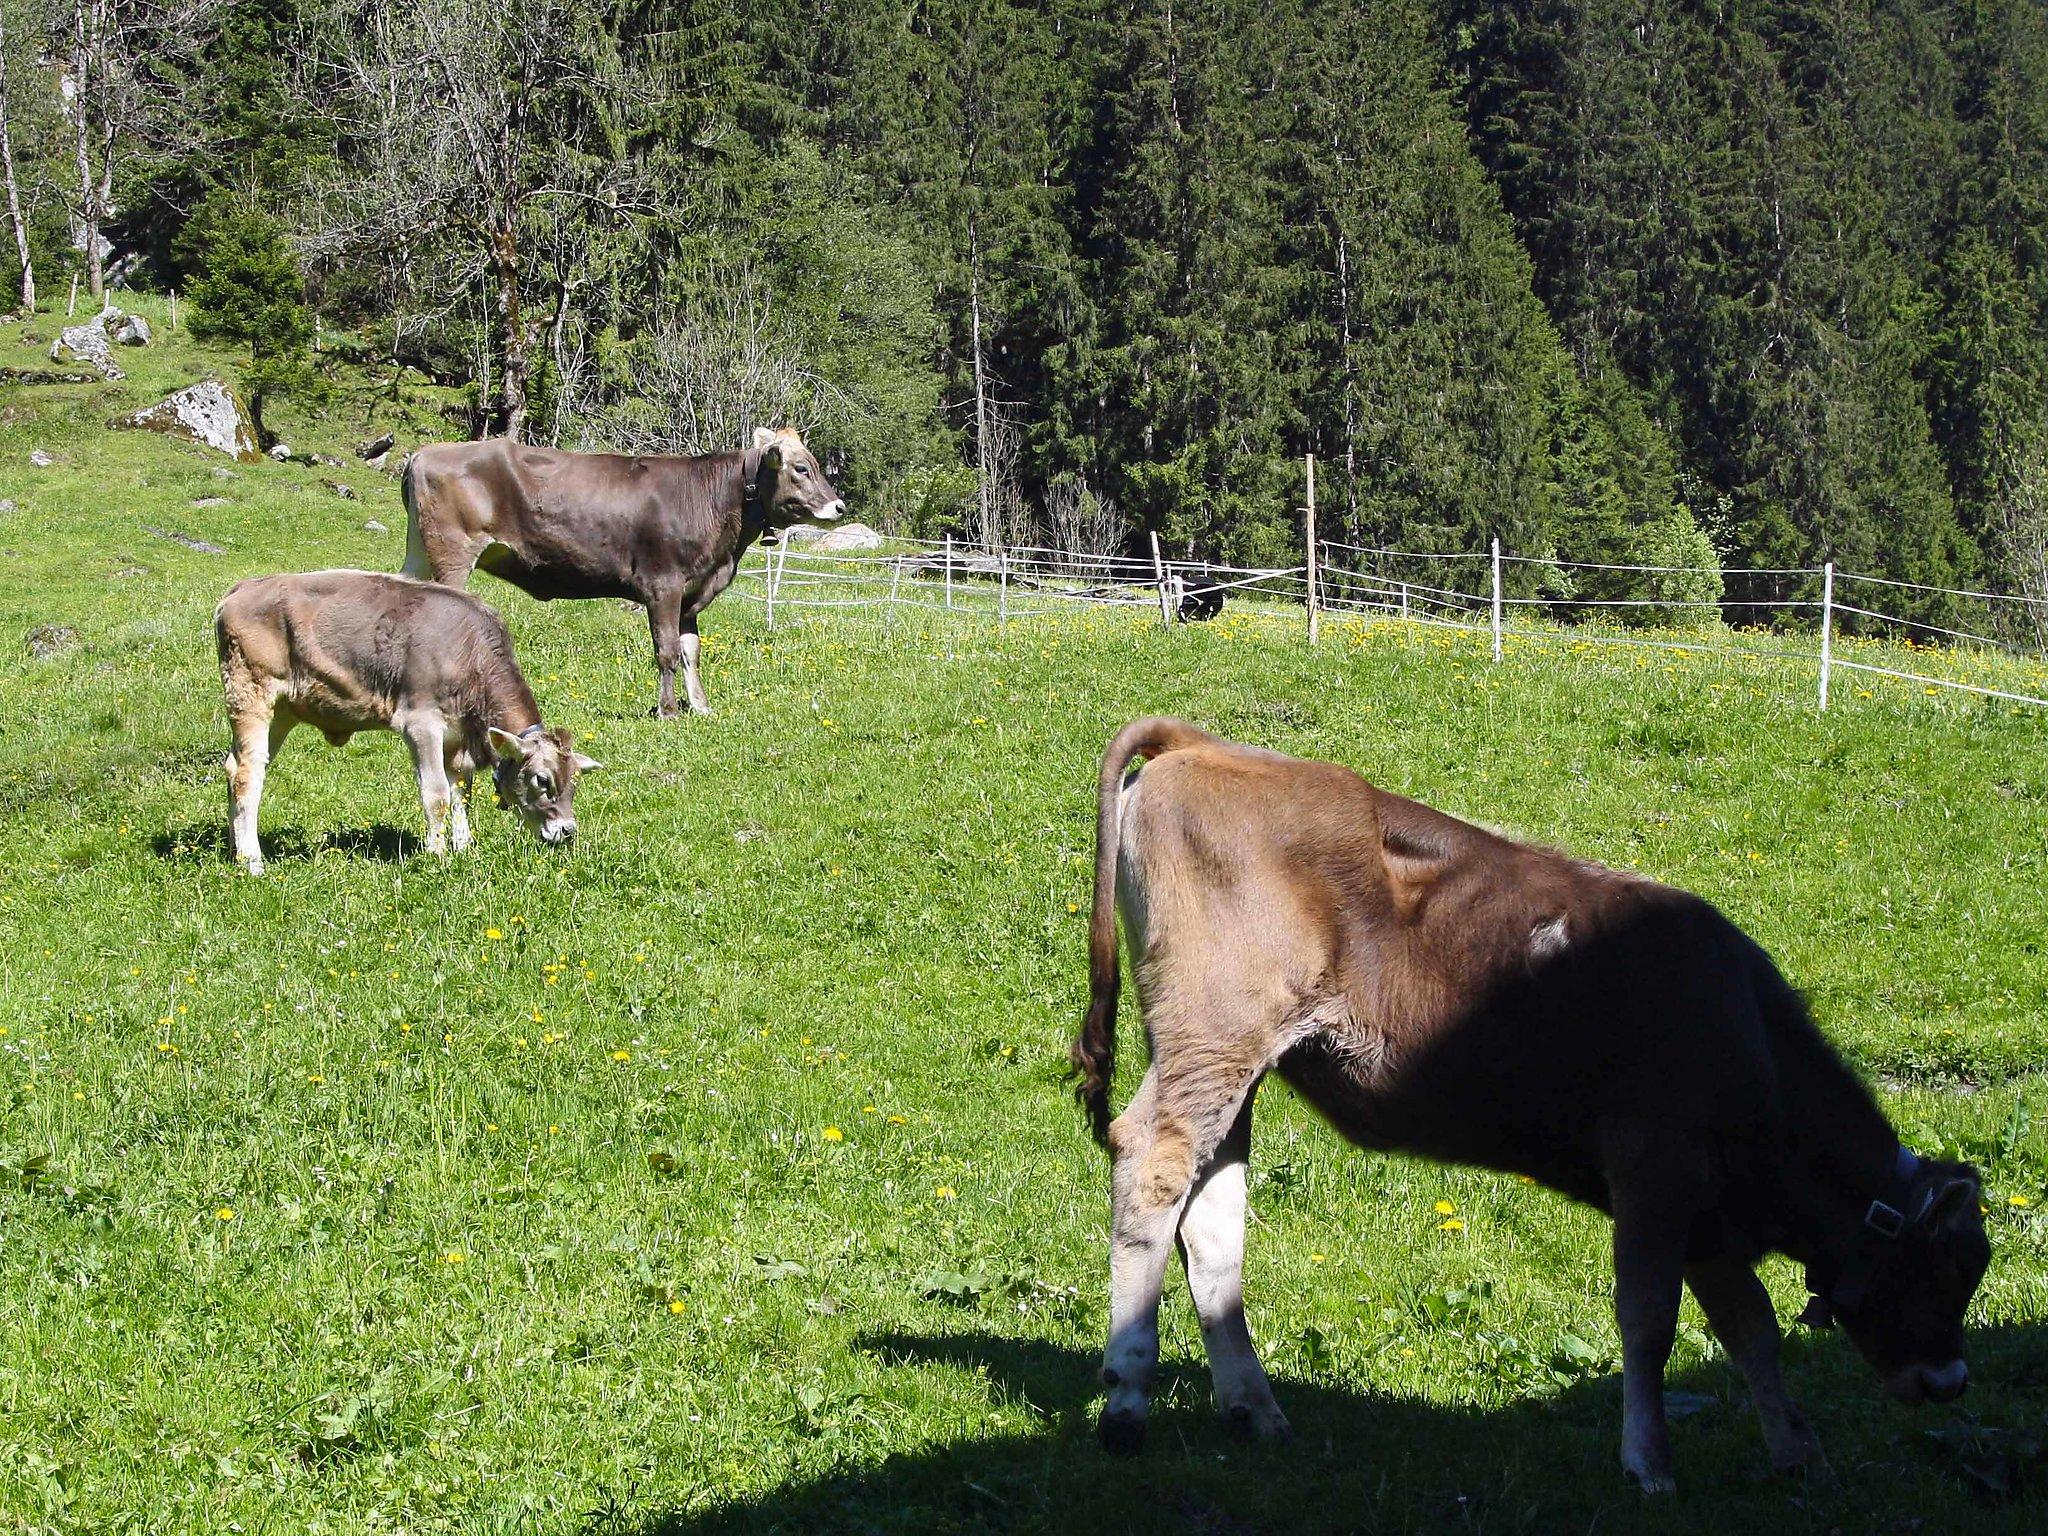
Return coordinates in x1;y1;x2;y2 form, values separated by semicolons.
945;535;955;610
999;547;1009;630
1149;531;1172;626
1306;452;1320;646
765;540;781;629
1818;560;1835;711
1490;536;1503;663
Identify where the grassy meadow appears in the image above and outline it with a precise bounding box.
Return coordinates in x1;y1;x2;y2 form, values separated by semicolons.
1;299;2046;1533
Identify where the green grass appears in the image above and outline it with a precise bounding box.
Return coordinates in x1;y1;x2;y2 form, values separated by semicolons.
1;298;2045;1534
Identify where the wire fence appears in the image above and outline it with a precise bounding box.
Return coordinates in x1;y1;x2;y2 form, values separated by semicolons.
728;530;2048;713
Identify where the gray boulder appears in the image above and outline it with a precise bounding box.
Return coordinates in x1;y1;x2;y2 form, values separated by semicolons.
49;309;125;379
268;443;294;461
26;624;79;659
109;312;152;346
362;518;389;533
28;449;52;467
814;522;883;552
781;524;826;547
109;380;262;462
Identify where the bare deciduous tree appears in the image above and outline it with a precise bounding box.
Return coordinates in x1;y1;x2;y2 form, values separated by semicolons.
0;0;35;310
569;270;849;458
1044;472;1129;566
305;0;642;440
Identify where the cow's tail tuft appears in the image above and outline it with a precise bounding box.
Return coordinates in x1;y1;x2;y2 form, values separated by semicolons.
1071;716;1218;1147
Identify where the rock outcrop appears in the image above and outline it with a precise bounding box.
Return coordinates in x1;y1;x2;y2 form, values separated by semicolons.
109;380;262;462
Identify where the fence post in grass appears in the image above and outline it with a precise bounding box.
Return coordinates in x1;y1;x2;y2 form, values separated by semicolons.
1399;581;1410;621
764;539;781;629
998;547;1009;630
1305;453;1321;646
1491;536;1503;663
67;272;78;316
1150;530;1172;627
945;535;955;610
888;553;902;623
169;289;177;330
1818;559;1835;711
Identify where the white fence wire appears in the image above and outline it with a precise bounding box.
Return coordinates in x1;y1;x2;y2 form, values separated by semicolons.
726;531;2048;712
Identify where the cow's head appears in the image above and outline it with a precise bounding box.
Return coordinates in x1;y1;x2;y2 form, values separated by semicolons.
1823;1157;1989;1407
750;425;845;527
488;725;600;846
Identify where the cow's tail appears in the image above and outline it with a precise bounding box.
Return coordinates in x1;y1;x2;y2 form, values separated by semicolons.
399;450;431;580
1071;716;1220;1146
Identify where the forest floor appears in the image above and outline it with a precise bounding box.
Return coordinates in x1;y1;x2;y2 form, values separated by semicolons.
1;299;2045;1533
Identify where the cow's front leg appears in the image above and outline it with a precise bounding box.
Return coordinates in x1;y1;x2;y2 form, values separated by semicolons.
646;594;684;718
1178;1095;1289;1442
1687;1259;1828;1479
1608;1147;1693;1494
446;765;475;853
403;720;454;854
679;613;711;716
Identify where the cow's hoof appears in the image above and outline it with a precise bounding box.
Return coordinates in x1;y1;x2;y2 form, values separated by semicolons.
651;705;680;720
1221;1403;1293;1443
240;860;265;878
1098;1410;1146;1456
1625;1469;1677;1497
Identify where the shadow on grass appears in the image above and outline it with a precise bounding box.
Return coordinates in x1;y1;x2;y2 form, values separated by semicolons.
586;1325;2048;1536
151;820;420;865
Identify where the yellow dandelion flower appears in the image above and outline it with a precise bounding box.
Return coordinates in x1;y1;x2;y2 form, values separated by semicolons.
1433;1200;1455;1215
862;1105;878;1114
611;1050;632;1063
2010;1195;2033;1209
485;928;504;941
1438;1218;1465;1233
443;1251;466;1264
887;1114;908;1126
936;1185;956;1200
821;1126;844;1142
669;1298;687;1314
1309;1253;1327;1264
215;1207;235;1222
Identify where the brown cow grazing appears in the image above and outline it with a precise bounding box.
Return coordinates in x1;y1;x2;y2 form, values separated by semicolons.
1072;719;1988;1493
214;571;598;874
401;425;845;718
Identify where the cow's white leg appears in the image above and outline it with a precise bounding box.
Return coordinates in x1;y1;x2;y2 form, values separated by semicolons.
226;710;286;874
403;718;453;855
1178;1101;1289;1441
1100;1069;1181;1451
679;614;711;716
447;765;474;852
1687;1259;1828;1478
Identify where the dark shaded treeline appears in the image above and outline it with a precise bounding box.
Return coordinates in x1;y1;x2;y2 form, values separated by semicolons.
6;1;2045;615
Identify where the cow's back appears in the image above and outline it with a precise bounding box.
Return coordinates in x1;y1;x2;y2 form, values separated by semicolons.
217;570;506;731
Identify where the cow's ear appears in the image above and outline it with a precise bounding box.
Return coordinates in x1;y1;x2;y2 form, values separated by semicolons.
571;753;602;773
751;425;778;451
1922;1174;1981;1231
488;726;533;762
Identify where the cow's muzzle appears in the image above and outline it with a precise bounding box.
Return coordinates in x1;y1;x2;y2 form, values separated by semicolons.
541;818;577;846
1888;1359;1967;1406
816;498;846;522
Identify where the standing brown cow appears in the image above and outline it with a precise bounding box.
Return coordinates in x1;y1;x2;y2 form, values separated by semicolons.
401;426;844;717
215;571;598;874
1073;719;1988;1493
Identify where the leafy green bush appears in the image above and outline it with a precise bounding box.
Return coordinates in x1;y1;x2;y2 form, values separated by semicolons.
176;192;324;441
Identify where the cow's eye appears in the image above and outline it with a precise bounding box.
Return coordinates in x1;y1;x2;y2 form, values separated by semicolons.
794;463;810;476
532;775;552;795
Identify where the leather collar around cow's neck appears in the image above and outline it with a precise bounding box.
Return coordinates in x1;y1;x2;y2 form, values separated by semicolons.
1800;1143;1927;1326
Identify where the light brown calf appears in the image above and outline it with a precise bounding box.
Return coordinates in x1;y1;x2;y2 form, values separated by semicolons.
1073;719;1987;1492
215;570;597;873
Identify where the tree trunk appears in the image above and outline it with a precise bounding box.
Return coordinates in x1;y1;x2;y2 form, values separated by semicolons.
72;0;102;302
0;8;35;312
969;219;992;548
1334;220;1359;536
491;223;527;440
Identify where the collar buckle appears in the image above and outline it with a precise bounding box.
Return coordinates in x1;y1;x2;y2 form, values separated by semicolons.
1864;1199;1906;1239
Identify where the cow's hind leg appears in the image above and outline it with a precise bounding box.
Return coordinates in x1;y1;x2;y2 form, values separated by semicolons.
446;761;475;852
1686;1259;1828;1479
1099;1059;1258;1453
679;611;711;716
225;706;289;875
1178;1093;1289;1441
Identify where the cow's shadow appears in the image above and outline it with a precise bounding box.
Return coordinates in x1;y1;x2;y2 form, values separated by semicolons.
592;1324;2048;1535
151;820;420;866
